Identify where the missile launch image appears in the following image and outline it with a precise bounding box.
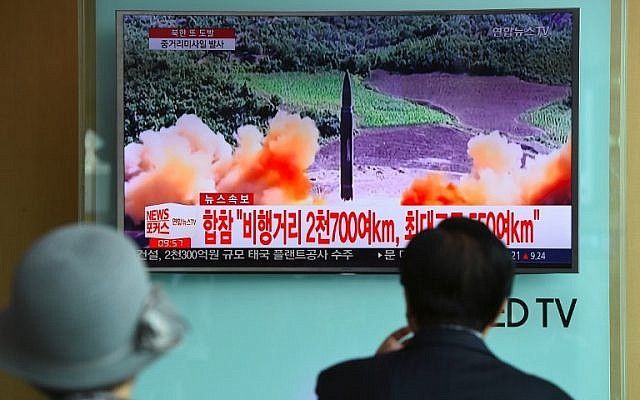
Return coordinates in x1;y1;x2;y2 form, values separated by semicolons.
122;12;574;224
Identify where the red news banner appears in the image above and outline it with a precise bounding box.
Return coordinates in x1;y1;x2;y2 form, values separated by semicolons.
144;193;571;250
148;28;236;51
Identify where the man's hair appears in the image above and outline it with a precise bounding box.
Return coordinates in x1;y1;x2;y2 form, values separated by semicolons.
400;217;515;332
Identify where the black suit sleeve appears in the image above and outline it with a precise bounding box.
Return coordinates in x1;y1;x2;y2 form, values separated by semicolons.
316;356;392;400
316;358;380;400
518;372;574;400
315;367;336;400
316;363;357;400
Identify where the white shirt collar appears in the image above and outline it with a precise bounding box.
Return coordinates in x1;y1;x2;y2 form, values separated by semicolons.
438;324;484;339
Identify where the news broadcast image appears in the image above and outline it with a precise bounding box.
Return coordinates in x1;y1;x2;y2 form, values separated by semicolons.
119;12;577;272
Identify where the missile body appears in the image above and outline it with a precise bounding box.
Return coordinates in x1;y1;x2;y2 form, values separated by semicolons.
340;71;354;201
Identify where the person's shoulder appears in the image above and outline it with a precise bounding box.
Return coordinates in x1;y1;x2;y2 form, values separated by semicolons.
316;355;390;400
497;361;572;400
521;372;572;399
317;355;377;387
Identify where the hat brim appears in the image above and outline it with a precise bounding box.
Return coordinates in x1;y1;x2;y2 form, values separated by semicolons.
0;311;161;391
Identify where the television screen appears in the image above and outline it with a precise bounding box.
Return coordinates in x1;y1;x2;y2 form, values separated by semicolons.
117;10;578;273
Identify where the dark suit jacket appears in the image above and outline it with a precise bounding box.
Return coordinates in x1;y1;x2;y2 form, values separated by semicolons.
316;327;571;400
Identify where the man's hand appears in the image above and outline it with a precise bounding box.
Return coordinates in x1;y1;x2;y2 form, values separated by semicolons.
376;326;412;355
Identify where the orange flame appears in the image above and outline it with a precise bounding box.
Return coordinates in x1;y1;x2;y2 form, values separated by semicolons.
400;175;469;205
215;111;320;204
124;111;319;223
401;132;571;206
522;141;572;205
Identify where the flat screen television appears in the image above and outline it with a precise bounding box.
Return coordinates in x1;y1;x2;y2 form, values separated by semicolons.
117;9;579;273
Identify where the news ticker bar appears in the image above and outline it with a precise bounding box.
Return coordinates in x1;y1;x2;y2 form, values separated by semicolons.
138;248;572;269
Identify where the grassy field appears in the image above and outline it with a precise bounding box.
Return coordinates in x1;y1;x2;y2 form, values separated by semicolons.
240;72;453;129
523;99;571;149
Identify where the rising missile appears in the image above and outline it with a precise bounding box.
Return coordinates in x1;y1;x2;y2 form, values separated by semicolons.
340;71;353;201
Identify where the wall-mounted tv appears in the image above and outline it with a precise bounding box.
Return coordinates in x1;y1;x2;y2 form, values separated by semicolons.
117;9;579;273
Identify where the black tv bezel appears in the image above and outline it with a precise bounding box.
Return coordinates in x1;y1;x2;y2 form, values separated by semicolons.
116;8;580;274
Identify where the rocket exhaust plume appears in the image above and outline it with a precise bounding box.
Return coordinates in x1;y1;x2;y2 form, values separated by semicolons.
124;115;232;223
124;111;320;223
340;71;354;200
401;132;572;206
215;111;320;203
522;140;572;205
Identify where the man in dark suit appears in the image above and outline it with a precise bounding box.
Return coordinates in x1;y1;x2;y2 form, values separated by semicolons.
316;218;571;400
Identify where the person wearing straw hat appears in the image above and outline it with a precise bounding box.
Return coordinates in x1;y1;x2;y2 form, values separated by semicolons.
0;224;188;400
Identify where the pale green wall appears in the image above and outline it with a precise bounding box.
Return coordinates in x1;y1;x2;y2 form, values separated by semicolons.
96;1;610;399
